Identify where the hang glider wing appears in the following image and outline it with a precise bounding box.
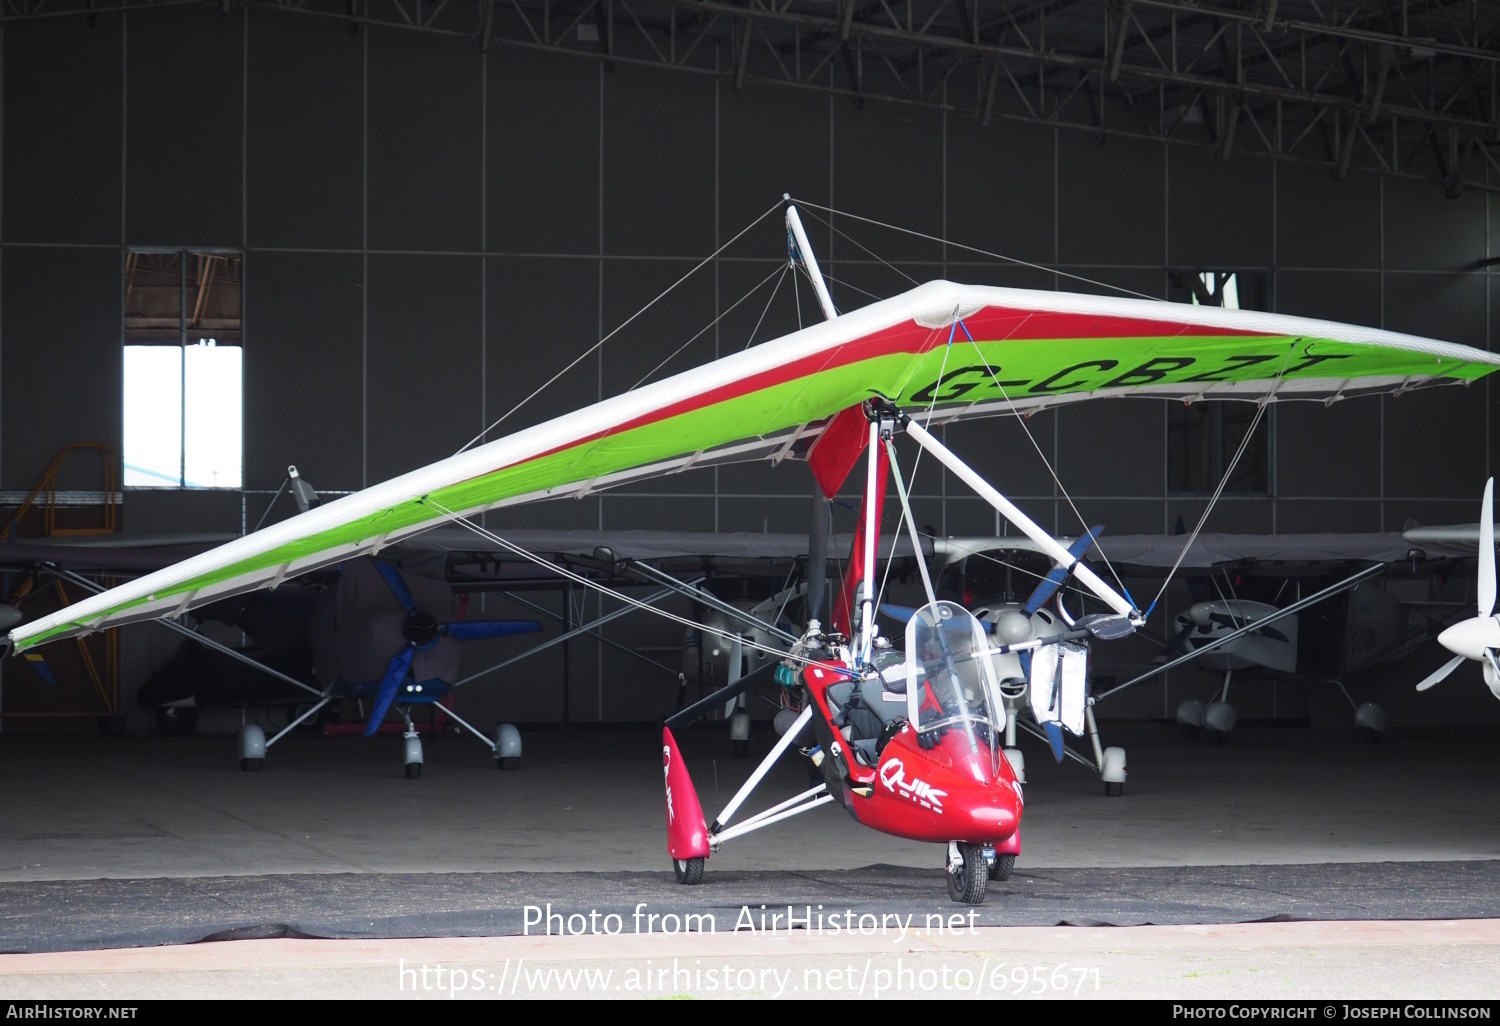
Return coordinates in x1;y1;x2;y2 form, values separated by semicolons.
13;280;1499;651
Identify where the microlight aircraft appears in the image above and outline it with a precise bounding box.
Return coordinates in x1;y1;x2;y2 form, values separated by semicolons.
9;200;1499;902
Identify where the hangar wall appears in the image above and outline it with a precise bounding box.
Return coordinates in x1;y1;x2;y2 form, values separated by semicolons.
1;7;1497;730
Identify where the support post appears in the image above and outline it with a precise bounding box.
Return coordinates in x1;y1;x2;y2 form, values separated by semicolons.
858;419;880;662
902;420;1139;619
784;198;837;321
806;485;828;626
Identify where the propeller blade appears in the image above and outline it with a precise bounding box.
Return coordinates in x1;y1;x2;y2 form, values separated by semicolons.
1043;720;1066;763
442;619;543;641
1023;525;1104;616
1204;611;1289;644
22;650;57;687
1481;478;1495;618
878;603;921;624
373;560;418;616
1416;653;1466;692
1159;623;1195;658
364;646;415;735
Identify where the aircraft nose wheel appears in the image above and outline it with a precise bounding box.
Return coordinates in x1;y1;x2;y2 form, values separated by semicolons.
673;857;705;885
945;842;987;904
403;730;424;779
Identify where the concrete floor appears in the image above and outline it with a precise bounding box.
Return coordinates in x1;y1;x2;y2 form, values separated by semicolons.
4;722;1499;997
3;723;1499;882
2;920;1497;999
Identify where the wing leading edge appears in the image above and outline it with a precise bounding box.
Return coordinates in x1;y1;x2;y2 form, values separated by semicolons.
12;280;1499;651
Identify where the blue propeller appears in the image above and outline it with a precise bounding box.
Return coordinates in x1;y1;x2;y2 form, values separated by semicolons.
364;561;541;735
22;650;57;687
878;603;921;625
1022;525;1104;615
1043;721;1066;763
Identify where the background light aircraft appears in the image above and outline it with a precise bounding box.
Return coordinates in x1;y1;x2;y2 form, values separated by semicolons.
933;531;1471;748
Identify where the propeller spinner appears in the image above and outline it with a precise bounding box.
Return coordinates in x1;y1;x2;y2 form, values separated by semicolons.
1418;477;1500;699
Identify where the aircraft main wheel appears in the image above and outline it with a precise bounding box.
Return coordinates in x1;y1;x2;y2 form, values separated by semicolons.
1205;729;1229;746
496;756;520;770
1178;724;1202;741
988;853;1015;882
1357;727;1384;744
240;758;263;772
157;706;197;736
731;740;749;759
404;762;423;779
946;843;988;904
673;857;704;885
1104;781;1124;797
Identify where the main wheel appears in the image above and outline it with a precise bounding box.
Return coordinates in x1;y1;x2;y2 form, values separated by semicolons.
1178;723;1202;741
673;857;705;885
988;853;1015;882
240;758;263;772
1357;727;1383;744
404;762;423;779
731;740;749;759
496;756;520;770
946;843;988;904
1104;781;1124;797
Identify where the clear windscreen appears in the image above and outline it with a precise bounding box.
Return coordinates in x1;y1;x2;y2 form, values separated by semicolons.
904;601;1002;755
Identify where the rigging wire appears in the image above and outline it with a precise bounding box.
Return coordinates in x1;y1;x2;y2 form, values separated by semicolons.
788;196;1163;302
742;263;791;352
952;320;1132;599
422;497;824;670
797;205;920;286
630;262;788;390
454;198;785;455
818;269;885;304
1143;351;1296;618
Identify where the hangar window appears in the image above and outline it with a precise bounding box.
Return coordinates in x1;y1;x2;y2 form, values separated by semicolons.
122;251;242;489
1166;269;1272;496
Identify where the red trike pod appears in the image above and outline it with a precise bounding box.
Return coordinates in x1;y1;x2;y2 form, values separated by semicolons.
662;726;710;860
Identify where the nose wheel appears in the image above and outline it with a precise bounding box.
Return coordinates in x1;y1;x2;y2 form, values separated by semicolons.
945;842;988;904
402;717;423;779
